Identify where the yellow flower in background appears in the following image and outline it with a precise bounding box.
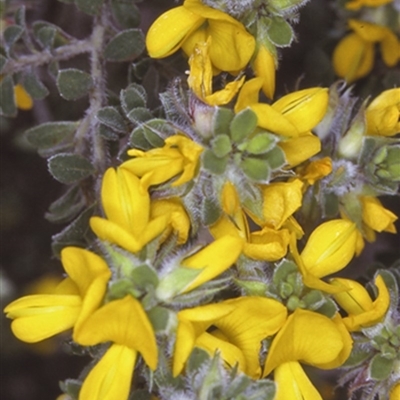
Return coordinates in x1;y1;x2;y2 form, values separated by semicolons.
331;274;390;331
360;196;397;242
123;135;203;187
290;220;358;293
151;197;191;245
345;0;393;10
366;88;400;136
263;309;353;399
74;295;158;400
4;247;110;343
14;84;33;110
90;167;169;254
252;44;276;99
390;383;400;400
173;296;287;377
146;0;255;73
188;38;245;106
333;19;399;83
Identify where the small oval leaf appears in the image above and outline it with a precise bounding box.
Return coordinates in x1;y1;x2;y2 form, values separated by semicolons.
57;69;93;100
104;29;145;62
48;153;95;184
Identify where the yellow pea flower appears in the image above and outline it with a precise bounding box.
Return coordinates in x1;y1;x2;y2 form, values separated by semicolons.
4;247;111;343
122;135;203;187
74;295;158;400
146;0;255;73
210;182;291;261
156;235;243;300
235;78;328;138
296;157;333;185
390;383;400;400
345;0;393;10
151;197;191;245
331;274;390;331
14;84;33;110
360;196;397;241
333;19;400;83
173;296;287;378
366;88;400;136
188;38;245;106
90;167;169;254
290;220;358;293
263;309;353;398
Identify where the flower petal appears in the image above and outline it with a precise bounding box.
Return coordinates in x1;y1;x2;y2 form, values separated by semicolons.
274;362;322;400
361;196;397;233
235;78;263;112
146;6;204;58
263;309;344;376
253;45;276;99
74;295;158;370
79;344;137;400
5;294;81;343
278;134;322;167
14;84;33;110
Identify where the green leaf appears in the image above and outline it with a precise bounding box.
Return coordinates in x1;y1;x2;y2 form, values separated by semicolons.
14;6;26;27
45;185;85;223
202;149;229;175
25;121;77;155
104;29;145;62
121;84;147;113
147;307;171;332
202;197;222;226
0;75;17;117
75;0;104;15
230;108;258;143
22;70;49;99
211;134;232;158
130;119;172;148
98;124;119;141
97;106;126;133
369;354;394;380
126;107;153;124
48;153;95;184
57;69;93;100
32;22;56;49
213;107;234;136
111;0;140;28
240;157;271;182
246;133;276;155
51;205;95;257
131;265;159;290
3;25;24;53
268;17;294;47
264;147;285;169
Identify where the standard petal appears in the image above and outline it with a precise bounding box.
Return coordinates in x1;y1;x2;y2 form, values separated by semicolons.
74;295;158;370
274;362;322;400
234;77;263;112
79;344;137;400
5;294;81;342
253;45;276;99
146;6;204;58
263;309;344;376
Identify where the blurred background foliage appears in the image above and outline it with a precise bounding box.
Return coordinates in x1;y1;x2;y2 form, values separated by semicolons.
0;1;399;399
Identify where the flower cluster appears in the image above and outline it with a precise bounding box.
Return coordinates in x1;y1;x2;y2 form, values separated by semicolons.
3;1;400;400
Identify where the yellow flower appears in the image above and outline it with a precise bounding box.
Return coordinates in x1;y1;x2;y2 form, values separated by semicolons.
290;220;358;293
156;235;243;300
122;135;203;187
4;247;111;343
90;167;169;254
146;0;255;73
151;197;191;245
263;309;353;399
366;88;400;136
252;44;276;99
188;38;245;106
210;182;292;261
331;274;390;331
390;383;400;400
74;295;158;400
333;19;400;83
173;296;287;378
14;84;33;110
296;157;333;185
345;0;393;10
360;196;397;241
